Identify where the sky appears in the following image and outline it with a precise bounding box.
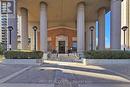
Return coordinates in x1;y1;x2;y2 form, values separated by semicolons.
96;11;111;48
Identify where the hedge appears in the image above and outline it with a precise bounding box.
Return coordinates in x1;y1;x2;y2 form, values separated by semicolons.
4;50;43;59
0;43;3;55
84;50;130;59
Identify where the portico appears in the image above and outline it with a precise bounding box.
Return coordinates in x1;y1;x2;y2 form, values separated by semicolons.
0;0;123;52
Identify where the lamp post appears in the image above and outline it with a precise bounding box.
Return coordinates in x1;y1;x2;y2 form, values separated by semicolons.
122;26;128;51
89;26;95;51
8;26;13;50
33;26;38;51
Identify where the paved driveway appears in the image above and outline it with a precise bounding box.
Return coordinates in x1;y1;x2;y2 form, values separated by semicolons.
0;61;130;87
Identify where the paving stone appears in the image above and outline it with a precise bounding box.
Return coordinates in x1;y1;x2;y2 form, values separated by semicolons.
0;60;130;87
0;64;28;79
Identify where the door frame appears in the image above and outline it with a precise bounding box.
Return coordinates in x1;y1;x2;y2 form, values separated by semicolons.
58;41;66;53
56;35;68;53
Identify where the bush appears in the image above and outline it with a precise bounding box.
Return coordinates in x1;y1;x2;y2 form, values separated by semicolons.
84;50;130;59
4;50;43;59
0;43;4;55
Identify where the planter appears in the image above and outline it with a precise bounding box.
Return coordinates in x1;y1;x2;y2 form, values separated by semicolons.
83;58;87;65
83;59;130;65
2;59;43;65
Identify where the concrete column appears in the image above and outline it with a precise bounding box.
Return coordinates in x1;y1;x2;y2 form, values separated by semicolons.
40;2;48;52
128;0;130;48
77;2;85;53
121;0;129;49
110;0;122;49
98;8;105;50
7;0;17;50
126;0;130;48
21;8;28;50
86;22;96;51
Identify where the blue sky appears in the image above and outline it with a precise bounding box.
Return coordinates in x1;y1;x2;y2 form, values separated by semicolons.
96;11;111;48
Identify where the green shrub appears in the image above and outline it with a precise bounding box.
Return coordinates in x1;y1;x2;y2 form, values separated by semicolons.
4;50;43;59
84;50;130;59
0;43;4;55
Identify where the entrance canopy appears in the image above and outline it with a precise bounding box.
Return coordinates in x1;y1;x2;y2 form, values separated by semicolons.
17;0;110;28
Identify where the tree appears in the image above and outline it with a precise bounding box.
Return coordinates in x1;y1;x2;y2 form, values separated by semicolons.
0;43;4;55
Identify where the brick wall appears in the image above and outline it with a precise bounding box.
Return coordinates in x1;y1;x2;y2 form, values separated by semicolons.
37;28;76;50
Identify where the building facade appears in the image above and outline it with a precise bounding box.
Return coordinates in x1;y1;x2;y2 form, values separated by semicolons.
0;0;128;53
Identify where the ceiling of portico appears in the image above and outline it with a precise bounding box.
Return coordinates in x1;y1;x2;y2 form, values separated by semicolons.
17;0;110;28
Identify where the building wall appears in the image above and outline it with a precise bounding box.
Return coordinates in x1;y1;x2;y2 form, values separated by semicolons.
0;1;8;50
37;28;76;51
0;1;1;43
20;21;96;51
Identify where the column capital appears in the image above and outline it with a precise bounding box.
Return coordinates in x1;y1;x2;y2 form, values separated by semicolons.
77;2;86;8
21;7;28;11
40;1;48;7
20;7;28;13
20;7;28;17
98;7;106;17
111;0;123;2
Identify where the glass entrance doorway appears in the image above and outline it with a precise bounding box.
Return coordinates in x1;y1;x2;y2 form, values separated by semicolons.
58;41;65;53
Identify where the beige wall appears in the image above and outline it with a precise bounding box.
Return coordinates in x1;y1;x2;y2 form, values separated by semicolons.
48;22;75;29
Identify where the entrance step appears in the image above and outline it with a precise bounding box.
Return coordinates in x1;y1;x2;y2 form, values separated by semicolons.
47;54;82;63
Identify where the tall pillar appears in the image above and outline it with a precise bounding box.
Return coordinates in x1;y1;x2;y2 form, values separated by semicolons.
126;0;130;48
77;2;85;53
40;2;48;52
110;0;122;49
21;8;28;50
121;0;129;49
128;0;130;48
98;8;105;50
7;0;17;50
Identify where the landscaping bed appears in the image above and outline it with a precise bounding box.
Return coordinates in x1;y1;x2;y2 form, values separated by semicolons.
3;50;43;65
4;50;43;59
84;50;130;59
83;50;130;65
0;55;3;61
0;43;4;62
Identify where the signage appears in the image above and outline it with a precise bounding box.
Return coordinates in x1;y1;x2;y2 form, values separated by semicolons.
1;1;14;14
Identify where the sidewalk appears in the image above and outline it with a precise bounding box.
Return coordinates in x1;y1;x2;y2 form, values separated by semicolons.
0;61;130;87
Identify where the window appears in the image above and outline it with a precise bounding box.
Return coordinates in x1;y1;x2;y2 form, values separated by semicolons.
1;1;14;14
48;41;51;51
72;41;77;52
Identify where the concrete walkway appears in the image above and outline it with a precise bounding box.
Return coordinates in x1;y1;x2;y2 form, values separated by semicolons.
0;61;130;87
